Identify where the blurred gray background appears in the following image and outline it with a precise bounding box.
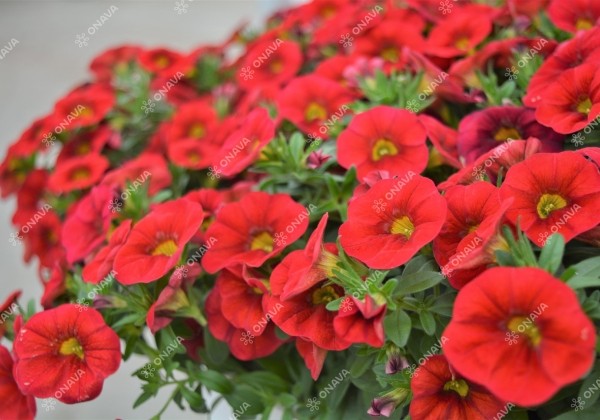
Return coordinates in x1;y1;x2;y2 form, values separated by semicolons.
0;0;305;418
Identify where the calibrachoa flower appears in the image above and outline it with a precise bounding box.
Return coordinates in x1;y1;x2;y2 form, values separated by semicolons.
201;192;309;273
410;355;506;420
499;151;600;245
337;106;429;181
48;154;110;194
443;267;596;406
114;198;204;284
339;176;447;269
13;304;121;403
0;344;36;420
535;64;600;134
278;75;354;137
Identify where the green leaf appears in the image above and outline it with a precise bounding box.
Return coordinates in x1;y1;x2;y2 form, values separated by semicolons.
395;271;443;296
180;386;207;412
419;311;436;336
349;353;374;378
202;329;229;366
384;310;412;347
567;276;600;290
196;370;234;394
566;256;600;290
538;233;564;274
578;371;600;407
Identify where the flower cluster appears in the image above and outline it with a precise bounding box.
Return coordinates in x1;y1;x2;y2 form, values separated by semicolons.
1;0;600;419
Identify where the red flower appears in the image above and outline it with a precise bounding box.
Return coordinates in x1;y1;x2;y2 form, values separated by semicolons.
205;283;283;361
52;84;115;130
354;17;426;67
433;183;505;289
296;339;327;380
0;291;20;339
535;64;600;134
90;45;141;82
82;219;132;284
278;75;353;137
100;153;172;196
499;151;600;246
339;176;447;269
13;304;121;404
56;126;114;165
425;5;497;58
61;185;116;265
237;39;302;89
213;108;275;177
443;267;596;406
337;106;429;182
524;28;600;107
419;114;461;169
333;295;385;348
0;344;36;420
146;263;202;334
138;47;185;75
201;192;309;273
114;198;204;284
48;154;110;194
456;106;563;163
548;0;600;33
410;355;506;420
439;138;542;191
264;256;351;351
278;213;339;300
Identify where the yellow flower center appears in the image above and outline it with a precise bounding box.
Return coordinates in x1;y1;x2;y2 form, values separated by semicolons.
494;126;521;142
372;139;399;161
76;142;91;155
152;239;178;257
70;167;91;181
536;193;567;219
390;216;415;239
188;123;205;139
78;106;94;118
381;47;398;62
576;18;593;30
455;37;470;51
305;102;327;122
59;337;85;360
443;379;469;398
577;97;593;115
316;250;340;278
155;55;170;69
250;231;274;253
311;285;340;305
270;59;283;74
507;315;542;347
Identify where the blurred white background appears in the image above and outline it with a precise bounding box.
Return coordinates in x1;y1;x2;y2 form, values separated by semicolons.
0;0;305;418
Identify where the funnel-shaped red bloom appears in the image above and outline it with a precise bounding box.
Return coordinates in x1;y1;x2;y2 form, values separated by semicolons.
499;151;600;246
202;192;309;273
410;355;506;420
443;267;596;406
340;176;446;269
114;198;204;284
0;344;36;420
337;106;429;182
13;304;121;404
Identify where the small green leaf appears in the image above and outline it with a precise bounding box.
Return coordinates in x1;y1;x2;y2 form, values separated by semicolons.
419;311;436;336
395;271;443;296
384;310;411;347
197;370;234;394
538;234;564;274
